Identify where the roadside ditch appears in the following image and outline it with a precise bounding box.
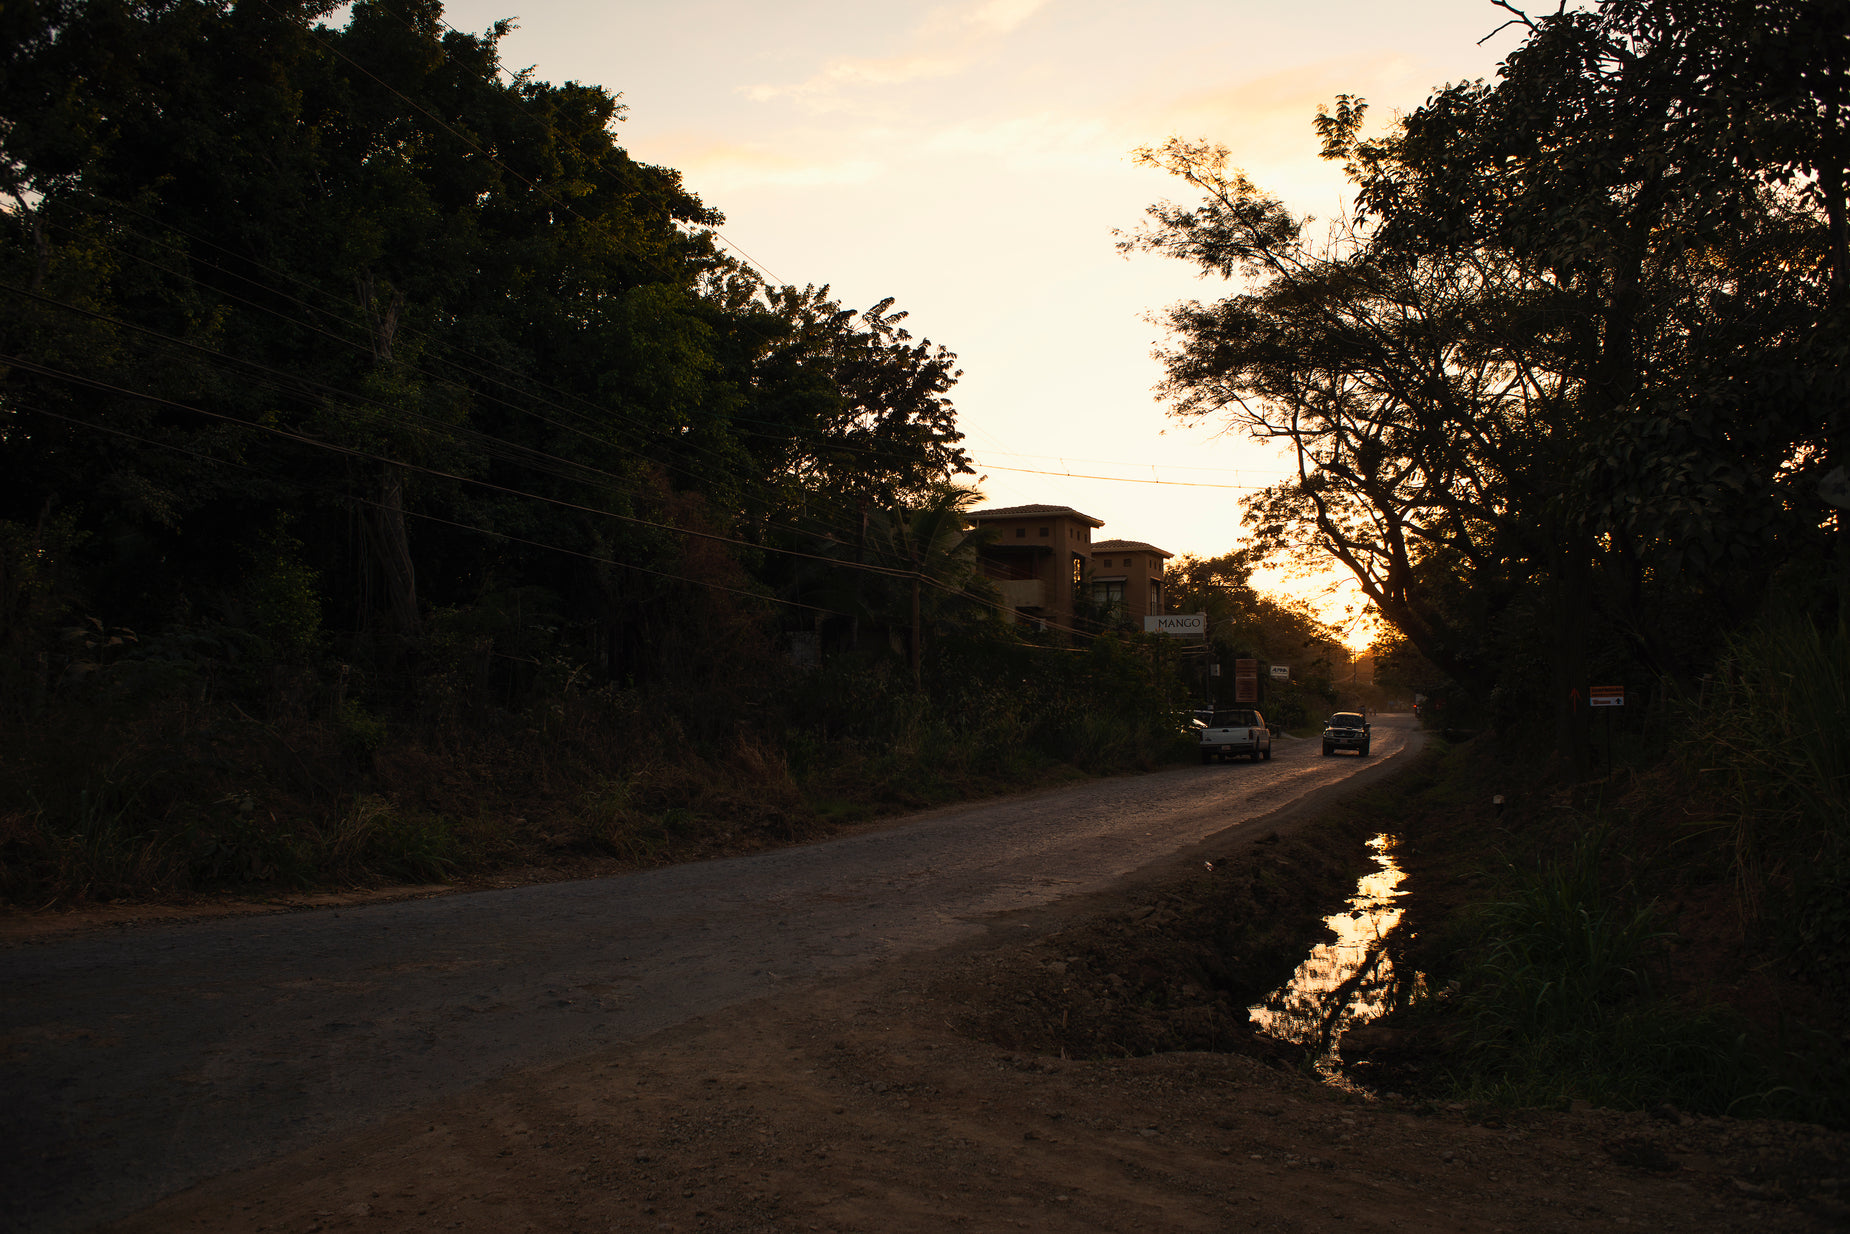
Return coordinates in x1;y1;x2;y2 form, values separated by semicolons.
931;780;1421;1082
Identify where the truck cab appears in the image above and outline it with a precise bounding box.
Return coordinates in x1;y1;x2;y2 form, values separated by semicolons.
1322;712;1371;756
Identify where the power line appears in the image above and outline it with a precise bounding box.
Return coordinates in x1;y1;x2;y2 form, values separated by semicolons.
6;237;954;568
978;463;1278;491
53;208;884;548
5;279;647;495
10;1;967;530
5;352;1103;637
64;187;972;550
13;387;1106;640
172;3;963;551
0;348;916;581
3;7;1103;640
974;449;1294;478
9;397;839;616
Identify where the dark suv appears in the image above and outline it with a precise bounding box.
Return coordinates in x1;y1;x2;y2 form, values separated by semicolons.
1322;712;1371;756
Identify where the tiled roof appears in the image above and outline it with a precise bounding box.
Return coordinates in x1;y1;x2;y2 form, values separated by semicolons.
1092;539;1172;558
970;504;1105;527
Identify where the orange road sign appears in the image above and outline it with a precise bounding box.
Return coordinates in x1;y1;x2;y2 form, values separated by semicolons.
1589;685;1625;707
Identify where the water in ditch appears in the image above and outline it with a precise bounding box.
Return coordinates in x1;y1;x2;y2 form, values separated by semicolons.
1247;833;1424;1084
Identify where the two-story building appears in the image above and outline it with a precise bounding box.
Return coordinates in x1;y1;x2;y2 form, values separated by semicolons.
968;504;1102;631
1088;539;1171;623
970;505;1172;633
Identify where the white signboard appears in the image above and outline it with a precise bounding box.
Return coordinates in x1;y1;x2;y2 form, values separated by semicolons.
1144;613;1206;637
1269;664;1289;680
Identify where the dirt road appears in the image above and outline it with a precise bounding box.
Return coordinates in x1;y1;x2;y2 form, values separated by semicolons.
3;720;1422;1233
55;709;1848;1234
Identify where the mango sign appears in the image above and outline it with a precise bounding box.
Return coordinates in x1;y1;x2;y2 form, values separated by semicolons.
1144;613;1206;637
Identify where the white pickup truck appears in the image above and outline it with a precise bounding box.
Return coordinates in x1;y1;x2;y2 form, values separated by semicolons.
1197;708;1272;763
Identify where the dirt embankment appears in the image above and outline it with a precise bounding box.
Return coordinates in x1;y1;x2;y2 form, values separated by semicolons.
98;789;1849;1234
99;975;1849;1234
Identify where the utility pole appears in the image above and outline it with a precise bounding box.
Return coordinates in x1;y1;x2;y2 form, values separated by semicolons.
910;573;921;689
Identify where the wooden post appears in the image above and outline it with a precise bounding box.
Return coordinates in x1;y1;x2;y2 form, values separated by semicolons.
911;574;922;688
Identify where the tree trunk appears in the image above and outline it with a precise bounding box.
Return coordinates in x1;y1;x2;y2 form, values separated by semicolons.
910;574;921;688
356;273;417;639
367;464;419;638
1548;536;1593;781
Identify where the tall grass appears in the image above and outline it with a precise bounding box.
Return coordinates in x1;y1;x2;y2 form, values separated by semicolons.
1465;827;1667;1041
1683;616;1850;992
21;762;188;903
1410;617;1850;1124
1445;826;1762;1115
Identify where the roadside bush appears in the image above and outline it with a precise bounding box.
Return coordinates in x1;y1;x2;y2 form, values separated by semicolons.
1681;615;1850;995
1;611;1201;906
1390;735;1850;1128
1444;825;1760;1115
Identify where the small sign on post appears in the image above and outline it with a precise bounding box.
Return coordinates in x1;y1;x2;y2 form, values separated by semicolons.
1269;664;1289;681
1233;657;1258;704
1590;684;1625;770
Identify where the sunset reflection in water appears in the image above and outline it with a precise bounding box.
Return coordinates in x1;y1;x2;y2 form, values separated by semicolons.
1248;834;1425;1080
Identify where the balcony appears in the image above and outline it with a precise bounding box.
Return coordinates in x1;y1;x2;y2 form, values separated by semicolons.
996;578;1046;611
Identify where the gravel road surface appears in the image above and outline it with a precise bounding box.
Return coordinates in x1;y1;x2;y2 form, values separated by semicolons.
2;717;1419;1233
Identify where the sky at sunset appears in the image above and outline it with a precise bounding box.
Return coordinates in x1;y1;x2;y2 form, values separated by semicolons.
437;0;1532;637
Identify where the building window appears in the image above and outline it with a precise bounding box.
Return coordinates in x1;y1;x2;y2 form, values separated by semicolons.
1039;527;1050;537
1015;527;1026;538
1093;580;1126;607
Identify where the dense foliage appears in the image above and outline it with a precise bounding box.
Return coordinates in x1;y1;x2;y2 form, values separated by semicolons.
0;0;1199;902
1128;0;1850;1106
0;0;983;695
1127;0;1848;774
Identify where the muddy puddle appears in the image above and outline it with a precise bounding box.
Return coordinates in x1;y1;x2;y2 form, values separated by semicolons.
1248;833;1423;1082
